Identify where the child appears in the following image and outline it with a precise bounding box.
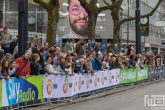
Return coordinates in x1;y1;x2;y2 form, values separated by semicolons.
10;60;19;78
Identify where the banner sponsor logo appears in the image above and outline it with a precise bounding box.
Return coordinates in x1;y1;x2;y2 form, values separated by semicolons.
122;72;136;79
101;73;104;85
86;75;90;89
6;78;38;105
63;78;68;94
94;74;98;87
78;76;82;90
47;78;53;95
109;72;112;83
116;71;118;82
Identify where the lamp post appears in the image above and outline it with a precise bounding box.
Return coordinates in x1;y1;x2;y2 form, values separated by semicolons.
18;0;28;57
120;8;123;52
127;0;129;44
135;0;141;54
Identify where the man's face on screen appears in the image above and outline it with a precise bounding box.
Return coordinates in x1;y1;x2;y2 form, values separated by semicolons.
68;0;90;36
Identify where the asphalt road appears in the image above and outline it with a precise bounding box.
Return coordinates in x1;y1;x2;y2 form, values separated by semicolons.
54;81;165;110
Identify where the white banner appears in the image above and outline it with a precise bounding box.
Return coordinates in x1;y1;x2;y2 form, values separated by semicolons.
43;69;119;98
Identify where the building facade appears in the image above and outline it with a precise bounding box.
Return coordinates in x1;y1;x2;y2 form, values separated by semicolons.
0;0;165;54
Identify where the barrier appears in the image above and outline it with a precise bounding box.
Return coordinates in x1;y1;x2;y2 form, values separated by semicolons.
43;69;120;98
0;80;1;108
0;66;165;109
2;76;43;106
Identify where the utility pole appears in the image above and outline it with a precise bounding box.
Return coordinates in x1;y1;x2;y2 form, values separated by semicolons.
18;0;28;57
135;0;141;54
127;0;129;44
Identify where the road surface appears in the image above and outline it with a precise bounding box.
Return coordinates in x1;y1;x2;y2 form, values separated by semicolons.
53;81;165;110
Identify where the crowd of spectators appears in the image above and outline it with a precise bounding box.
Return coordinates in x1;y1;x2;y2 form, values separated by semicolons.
0;27;164;80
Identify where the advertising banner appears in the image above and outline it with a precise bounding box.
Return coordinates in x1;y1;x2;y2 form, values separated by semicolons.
120;68;137;84
137;67;148;81
0;80;2;108
148;66;156;79
2;76;43;106
43;70;118;98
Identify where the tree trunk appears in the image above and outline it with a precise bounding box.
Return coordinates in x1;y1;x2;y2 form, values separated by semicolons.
47;7;59;47
111;11;120;47
88;13;97;41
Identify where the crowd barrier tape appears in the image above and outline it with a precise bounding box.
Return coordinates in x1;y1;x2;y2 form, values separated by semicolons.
0;66;165;107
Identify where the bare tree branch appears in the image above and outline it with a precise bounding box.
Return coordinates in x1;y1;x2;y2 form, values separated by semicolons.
103;0;110;6
78;0;91;8
98;0;121;13
119;0;164;26
33;0;48;10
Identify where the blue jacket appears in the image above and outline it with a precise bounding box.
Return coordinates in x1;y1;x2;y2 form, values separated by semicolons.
94;58;102;71
91;58;95;70
0;72;3;79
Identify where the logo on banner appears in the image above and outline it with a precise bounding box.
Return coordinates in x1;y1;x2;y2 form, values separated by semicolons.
47;78;53;95
63;78;68;94
6;78;38;105
78;77;82;90
102;73;104;85
109;72;112;83
94;74;98;87
86;75;90;89
116;71;118;82
120;72;123;81
74;77;76;92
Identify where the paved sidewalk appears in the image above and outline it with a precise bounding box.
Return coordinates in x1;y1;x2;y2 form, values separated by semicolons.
24;78;165;110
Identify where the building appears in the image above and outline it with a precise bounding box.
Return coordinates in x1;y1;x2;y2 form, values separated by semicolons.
0;0;164;54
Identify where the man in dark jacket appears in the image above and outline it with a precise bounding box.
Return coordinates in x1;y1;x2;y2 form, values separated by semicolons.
38;48;46;74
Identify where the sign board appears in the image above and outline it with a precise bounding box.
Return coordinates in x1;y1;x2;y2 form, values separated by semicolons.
140;17;149;36
144;43;150;47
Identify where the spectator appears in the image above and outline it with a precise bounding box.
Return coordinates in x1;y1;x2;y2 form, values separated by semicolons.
109;56;118;69
32;35;37;44
61;47;67;58
1;27;12;53
13;45;18;59
44;56;59;75
31;53;44;75
75;58;88;74
10;36;17;54
15;50;31;76
66;40;73;52
0;49;4;63
28;42;34;53
43;42;49;61
35;38;42;50
114;44;119;54
4;53;13;62
10;60;19;78
38;48;46;73
1;58;17;80
94;54;103;71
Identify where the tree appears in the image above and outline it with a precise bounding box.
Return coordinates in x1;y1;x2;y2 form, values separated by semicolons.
33;0;60;47
79;0;164;46
78;0;119;41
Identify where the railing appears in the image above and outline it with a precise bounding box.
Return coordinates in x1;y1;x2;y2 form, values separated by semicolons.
0;66;165;110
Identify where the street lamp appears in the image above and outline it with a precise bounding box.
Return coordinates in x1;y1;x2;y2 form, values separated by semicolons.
135;0;141;54
127;0;130;44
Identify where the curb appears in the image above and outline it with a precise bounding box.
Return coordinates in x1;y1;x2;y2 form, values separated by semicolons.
45;78;165;110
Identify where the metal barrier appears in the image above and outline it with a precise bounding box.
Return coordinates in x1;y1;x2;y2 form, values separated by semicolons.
0;66;165;110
